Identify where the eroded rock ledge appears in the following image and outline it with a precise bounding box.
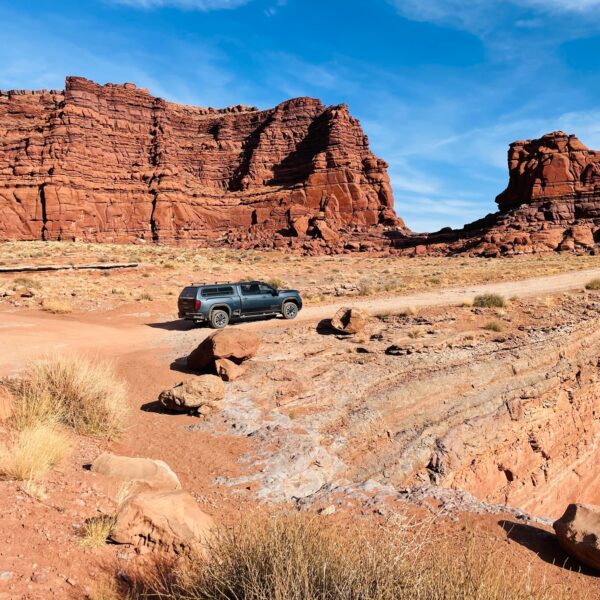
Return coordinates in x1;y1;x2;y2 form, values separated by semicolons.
0;77;404;253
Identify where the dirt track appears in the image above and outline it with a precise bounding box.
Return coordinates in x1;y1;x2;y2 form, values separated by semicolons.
1;266;599;375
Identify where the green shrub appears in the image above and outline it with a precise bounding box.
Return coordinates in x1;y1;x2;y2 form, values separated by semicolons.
473;293;506;308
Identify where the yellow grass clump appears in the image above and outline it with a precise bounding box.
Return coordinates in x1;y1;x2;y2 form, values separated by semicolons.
473;293;506;308
0;424;72;481
585;278;600;291
42;296;73;314
120;513;576;600
79;515;117;548
4;355;129;439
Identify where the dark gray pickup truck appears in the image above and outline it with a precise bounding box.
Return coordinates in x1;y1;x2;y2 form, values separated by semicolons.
178;281;303;328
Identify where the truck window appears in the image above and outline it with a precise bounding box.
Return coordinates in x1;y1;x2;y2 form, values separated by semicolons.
259;283;275;294
179;286;198;299
241;283;261;296
217;286;234;295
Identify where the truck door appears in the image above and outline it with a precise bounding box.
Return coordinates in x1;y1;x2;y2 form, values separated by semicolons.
240;283;263;314
258;283;280;311
240;283;278;314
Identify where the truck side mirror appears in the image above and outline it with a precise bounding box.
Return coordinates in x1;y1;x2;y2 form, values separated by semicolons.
272;289;279;296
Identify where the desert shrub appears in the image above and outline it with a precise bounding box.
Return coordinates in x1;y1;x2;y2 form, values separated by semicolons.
473;293;506;308
6;356;128;438
484;320;503;332
80;515;117;548
42;297;73;314
265;278;284;289
357;279;374;296
408;327;423;339
0;424;72;481
121;514;570;600
138;292;153;301
585;278;600;290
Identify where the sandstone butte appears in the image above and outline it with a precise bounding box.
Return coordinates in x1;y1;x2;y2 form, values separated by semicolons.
0;76;404;254
392;131;600;256
1;76;599;257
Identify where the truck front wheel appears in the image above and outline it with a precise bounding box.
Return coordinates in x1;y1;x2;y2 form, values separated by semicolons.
282;302;298;320
210;309;230;329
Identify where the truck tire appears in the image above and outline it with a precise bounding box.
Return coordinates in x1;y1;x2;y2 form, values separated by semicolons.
210;309;230;329
282;301;298;320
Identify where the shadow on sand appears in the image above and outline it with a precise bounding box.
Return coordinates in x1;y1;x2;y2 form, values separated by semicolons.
498;520;598;576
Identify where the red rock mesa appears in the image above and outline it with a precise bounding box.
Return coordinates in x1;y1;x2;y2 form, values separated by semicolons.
394;131;600;256
0;76;405;253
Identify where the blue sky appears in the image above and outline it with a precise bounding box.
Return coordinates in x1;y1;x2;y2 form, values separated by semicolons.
0;0;599;231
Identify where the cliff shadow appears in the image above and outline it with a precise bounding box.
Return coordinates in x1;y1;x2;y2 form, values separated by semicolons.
498;520;598;576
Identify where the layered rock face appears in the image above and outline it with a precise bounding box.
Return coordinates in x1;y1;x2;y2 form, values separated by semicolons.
394;131;600;256
0;77;403;251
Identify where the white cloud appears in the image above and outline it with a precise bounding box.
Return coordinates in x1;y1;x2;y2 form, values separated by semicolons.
389;0;600;34
110;0;252;10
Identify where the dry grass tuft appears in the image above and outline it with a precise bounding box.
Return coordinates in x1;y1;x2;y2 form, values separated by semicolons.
80;514;116;548
120;513;574;600
484;320;503;332
42;296;73;314
473;293;506;308
0;424;72;481
585;278;600;291
5;356;129;439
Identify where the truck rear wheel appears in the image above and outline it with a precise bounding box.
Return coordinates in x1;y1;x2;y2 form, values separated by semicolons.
210;309;230;329
282;301;298;320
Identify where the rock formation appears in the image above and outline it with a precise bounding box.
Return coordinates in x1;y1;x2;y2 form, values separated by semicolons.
0;76;405;252
393;131;600;256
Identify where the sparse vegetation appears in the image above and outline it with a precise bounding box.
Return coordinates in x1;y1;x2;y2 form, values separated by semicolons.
266;278;284;289
0;424;72;481
484;320;503;332
79;514;116;548
4;355;129;439
121;514;571;600
138;292;153;301
42;296;73;314
473;293;506;308
585;278;600;290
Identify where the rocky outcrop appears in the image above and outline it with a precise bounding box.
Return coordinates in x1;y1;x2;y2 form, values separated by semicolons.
159;376;225;414
554;503;600;570
0;77;405;253
111;489;215;556
330;307;369;335
393;131;600;256
187;329;260;373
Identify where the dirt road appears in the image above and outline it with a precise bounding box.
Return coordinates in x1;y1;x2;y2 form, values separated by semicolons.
0;266;598;374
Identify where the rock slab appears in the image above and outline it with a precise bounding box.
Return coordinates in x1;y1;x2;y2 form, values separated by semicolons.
91;453;181;492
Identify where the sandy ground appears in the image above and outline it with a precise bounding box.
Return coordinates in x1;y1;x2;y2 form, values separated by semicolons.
2;265;600;598
1;266;600;375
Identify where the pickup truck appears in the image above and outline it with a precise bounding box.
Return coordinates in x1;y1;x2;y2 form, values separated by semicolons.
177;281;303;328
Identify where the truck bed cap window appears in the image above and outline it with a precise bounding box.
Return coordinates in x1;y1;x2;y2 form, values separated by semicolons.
179;286;198;299
201;286;234;297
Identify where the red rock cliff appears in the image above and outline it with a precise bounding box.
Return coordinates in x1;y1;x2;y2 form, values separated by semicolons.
0;76;404;250
393;131;600;256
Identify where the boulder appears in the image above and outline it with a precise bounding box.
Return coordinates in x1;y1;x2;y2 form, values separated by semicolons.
111;490;215;556
331;307;369;335
215;358;247;382
159;376;224;412
91;453;181;492
553;503;600;570
187;329;261;371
